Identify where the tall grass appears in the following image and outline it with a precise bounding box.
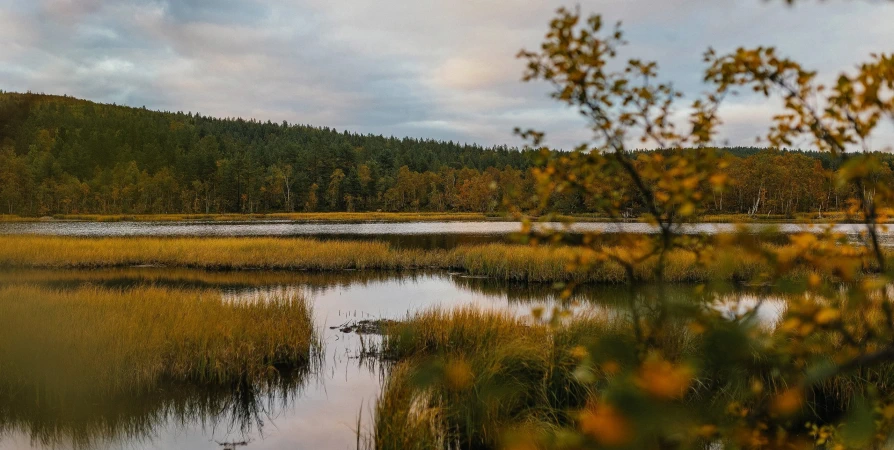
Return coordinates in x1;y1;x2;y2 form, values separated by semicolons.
0;285;320;391
0;284;320;447
370;308;632;449
371;304;894;449
0;266;413;289
0;236;782;283
0;236;443;270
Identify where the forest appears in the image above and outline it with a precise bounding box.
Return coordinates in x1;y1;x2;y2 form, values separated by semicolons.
0;91;891;217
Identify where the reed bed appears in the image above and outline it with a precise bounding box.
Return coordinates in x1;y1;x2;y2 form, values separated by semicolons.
0;284;320;393
0;236;443;270
372;307;689;449
0;267;410;289
0;283;319;447
0;235;802;283
371;306;894;449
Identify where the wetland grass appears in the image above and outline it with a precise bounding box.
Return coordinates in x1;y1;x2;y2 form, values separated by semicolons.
0;284;321;448
372;304;894;449
0;284;319;389
0;235;779;283
0;284;320;447
371;308;643;449
0;235;443;270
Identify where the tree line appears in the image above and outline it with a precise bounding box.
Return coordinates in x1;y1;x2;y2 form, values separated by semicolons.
0;92;890;217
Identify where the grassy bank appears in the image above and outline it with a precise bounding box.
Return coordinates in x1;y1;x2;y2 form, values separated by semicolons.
0;284;319;391
0;236;776;283
369;307;894;449
0;236;443;270
2;211;888;224
0;284;318;447
369;308;691;449
0;266;410;289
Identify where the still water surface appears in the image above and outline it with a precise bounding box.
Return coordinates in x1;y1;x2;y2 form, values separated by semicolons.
0;219;888;237
0;268;784;450
2;220;893;249
0;220;850;449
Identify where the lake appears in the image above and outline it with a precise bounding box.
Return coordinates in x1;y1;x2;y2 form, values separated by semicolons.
0;220;868;449
1;220;892;249
0;265;786;450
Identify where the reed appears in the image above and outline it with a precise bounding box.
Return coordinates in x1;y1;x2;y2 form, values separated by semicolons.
0;283;320;447
371;306;894;449
0;235;813;283
0;236;443;270
449;243;771;283
0;267;411;289
0;285;320;392
372;308;634;449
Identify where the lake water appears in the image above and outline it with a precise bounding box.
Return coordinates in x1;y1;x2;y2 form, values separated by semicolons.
1;220;891;249
0;267;785;450
0;220;863;449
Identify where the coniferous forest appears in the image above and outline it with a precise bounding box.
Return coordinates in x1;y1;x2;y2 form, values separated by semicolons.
1;91;891;217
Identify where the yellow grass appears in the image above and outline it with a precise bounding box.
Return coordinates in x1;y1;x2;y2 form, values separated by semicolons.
372;307;695;449
0;284;319;392
0;284;318;447
0;266;406;287
0;235;787;283
0;236;443;270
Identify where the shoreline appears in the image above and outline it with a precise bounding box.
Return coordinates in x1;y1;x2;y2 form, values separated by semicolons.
0;211;883;224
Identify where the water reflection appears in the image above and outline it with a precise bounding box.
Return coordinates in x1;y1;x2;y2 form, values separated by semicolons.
0;268;796;450
2;221;892;248
0;375;307;450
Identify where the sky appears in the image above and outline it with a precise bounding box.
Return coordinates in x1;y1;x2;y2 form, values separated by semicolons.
1;0;892;150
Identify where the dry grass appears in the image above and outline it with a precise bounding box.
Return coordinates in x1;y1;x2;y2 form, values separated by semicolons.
0;267;407;289
371;307;698;449
0;235;795;283
371;304;894;449
0;284;317;447
0;236;443;270
0;284;319;392
450;243;771;283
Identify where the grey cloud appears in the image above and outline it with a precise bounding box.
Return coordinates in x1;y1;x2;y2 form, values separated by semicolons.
1;0;892;150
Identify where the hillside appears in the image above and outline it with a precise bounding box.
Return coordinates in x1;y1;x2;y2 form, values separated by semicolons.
0;92;534;215
0;92;887;217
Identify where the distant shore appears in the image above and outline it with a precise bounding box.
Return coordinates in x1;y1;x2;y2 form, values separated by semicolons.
0;211;884;224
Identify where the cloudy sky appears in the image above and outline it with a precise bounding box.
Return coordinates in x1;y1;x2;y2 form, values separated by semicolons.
1;0;892;150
